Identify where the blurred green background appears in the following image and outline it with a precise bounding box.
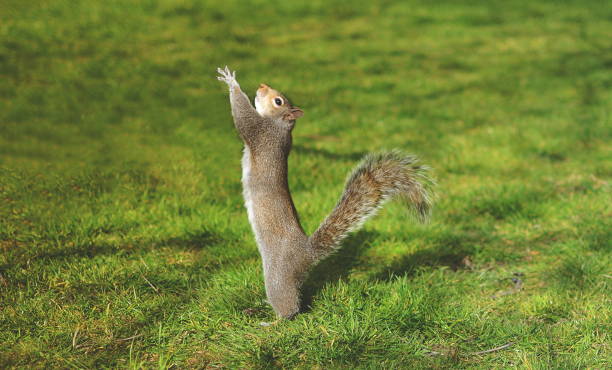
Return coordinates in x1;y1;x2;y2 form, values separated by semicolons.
1;0;610;367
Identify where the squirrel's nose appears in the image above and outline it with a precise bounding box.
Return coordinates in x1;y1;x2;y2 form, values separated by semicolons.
259;83;269;90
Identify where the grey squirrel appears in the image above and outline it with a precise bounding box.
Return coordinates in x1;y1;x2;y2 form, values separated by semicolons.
217;66;435;319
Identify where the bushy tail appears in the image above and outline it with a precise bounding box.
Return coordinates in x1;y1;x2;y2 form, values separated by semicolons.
308;151;435;260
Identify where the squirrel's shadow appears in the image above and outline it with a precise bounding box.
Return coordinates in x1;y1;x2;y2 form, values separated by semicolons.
300;230;378;312
300;228;479;312
372;244;475;282
372;228;481;281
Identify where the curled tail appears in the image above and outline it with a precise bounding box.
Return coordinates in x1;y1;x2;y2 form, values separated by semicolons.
308;151;435;260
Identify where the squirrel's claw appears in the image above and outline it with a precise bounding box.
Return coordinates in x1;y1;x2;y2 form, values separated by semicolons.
217;66;238;87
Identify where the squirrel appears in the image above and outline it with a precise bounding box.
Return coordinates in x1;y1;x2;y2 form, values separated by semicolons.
217;66;435;319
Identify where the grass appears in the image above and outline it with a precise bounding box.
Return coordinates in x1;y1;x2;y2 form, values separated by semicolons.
0;0;610;367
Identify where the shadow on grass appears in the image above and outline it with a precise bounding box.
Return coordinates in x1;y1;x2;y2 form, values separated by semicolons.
1;230;225;270
373;244;475;281
300;230;379;312
293;145;365;162
299;227;485;311
372;228;484;281
549;252;608;291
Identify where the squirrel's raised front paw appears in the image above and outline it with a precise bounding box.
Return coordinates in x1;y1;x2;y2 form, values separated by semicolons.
217;65;237;86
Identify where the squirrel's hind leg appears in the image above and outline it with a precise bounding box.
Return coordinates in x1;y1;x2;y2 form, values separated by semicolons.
265;276;301;319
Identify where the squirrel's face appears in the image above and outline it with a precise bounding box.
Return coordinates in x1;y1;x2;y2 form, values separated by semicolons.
255;84;303;122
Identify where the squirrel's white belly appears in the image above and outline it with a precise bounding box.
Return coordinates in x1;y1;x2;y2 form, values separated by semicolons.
241;147;264;249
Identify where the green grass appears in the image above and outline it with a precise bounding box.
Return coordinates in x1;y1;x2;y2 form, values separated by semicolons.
1;0;611;367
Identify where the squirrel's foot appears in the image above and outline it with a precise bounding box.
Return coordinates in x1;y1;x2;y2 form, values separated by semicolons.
216;65;238;87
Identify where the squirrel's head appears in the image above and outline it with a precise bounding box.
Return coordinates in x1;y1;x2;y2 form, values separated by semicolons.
255;84;303;124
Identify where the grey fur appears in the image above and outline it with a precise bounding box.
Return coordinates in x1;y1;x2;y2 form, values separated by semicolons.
309;151;435;261
217;67;435;319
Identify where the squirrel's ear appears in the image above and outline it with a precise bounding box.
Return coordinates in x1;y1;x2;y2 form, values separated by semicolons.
284;107;304;121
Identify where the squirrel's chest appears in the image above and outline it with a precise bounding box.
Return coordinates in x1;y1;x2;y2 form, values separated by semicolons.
241;147;252;186
241;147;258;233
242;147;276;256
241;147;254;202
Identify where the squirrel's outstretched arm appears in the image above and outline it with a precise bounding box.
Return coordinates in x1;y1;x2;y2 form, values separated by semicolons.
217;66;262;143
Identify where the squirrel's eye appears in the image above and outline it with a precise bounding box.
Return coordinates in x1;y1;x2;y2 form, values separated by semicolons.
274;97;283;106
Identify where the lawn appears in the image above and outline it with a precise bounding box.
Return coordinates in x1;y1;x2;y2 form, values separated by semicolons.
1;0;610;367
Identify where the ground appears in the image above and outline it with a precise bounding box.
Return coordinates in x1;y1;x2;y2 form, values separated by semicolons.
0;0;610;368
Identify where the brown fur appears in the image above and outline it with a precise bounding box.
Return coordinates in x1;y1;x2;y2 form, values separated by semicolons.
217;67;435;318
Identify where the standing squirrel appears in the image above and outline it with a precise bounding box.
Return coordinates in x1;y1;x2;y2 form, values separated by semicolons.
217;66;435;319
